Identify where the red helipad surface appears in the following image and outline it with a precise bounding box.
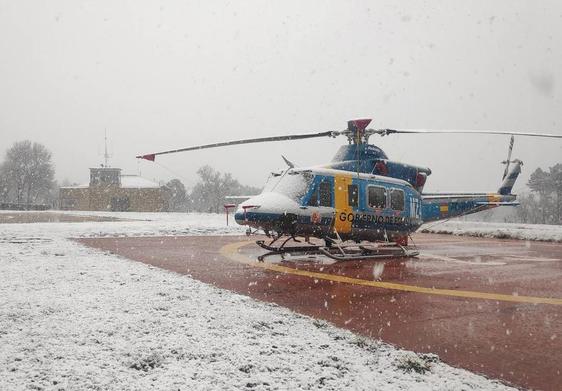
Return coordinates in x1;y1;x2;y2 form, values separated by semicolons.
77;234;562;391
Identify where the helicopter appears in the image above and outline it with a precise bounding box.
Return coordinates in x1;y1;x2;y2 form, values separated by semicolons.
137;118;562;261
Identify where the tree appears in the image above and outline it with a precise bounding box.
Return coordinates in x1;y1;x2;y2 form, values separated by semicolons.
2;141;55;205
512;193;541;224
0;163;9;203
189;166;261;213
549;164;562;224
527;167;552;224
165;178;188;212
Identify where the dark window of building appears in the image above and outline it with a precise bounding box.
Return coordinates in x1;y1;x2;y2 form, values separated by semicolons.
390;189;405;211
368;186;386;209
319;181;332;207
348;184;358;207
61;198;77;210
111;197;130;212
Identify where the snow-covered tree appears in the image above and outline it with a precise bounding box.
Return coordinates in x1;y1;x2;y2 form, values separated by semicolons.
549;164;562;224
0;163;10;203
527;167;552;224
1;140;56;206
165;178;188;212
189;166;260;213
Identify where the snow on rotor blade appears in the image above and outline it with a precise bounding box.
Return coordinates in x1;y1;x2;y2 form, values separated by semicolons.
136;131;338;161
380;129;562;138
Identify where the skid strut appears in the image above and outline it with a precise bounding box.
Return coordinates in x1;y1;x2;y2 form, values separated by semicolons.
256;240;321;262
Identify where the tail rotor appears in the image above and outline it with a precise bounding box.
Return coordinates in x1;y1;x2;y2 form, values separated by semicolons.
501;135;515;180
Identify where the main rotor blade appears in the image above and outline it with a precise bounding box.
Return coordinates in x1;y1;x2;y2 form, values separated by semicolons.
377;128;562;138
136;131;338;161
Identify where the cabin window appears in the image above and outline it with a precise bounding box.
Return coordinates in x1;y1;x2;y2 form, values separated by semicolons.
348;184;358;207
390;189;405;211
368;186;386;209
319;181;332;207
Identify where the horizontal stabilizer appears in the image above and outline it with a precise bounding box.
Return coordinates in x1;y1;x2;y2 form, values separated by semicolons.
422;192;517;222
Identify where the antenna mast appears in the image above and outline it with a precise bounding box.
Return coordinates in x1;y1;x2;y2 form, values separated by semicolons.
103;130;112;167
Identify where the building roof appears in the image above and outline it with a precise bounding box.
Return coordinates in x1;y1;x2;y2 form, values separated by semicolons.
120;175;160;189
60;175;161;189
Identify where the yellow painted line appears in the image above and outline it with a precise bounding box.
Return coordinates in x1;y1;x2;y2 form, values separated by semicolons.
220;241;562;306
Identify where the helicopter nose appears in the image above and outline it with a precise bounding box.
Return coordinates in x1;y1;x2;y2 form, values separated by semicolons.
234;204;261;225
234;192;298;227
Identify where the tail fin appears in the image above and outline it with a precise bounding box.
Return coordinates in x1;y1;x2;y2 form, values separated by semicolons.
498;159;523;195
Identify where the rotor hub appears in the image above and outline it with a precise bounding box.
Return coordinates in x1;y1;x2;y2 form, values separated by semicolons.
346;118;373;144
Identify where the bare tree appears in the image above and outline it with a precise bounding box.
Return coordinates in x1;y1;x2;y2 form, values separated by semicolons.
165;178;188;212
0;163;9;203
2;141;55;205
189;166;260;213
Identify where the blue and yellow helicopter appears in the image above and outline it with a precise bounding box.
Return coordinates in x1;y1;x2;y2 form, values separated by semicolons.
138;118;561;261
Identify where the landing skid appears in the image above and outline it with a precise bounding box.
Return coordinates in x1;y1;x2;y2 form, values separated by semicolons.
256;240;321;262
255;239;419;262
320;244;418;261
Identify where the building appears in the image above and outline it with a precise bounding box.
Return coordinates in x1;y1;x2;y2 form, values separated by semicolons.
60;167;169;212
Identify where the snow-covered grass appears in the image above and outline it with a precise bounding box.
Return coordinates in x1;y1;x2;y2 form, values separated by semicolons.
421;220;562;242
0;212;515;390
0;210;245;239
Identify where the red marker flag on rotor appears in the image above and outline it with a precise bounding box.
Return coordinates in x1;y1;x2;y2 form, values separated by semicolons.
137;154;156;162
348;118;372;130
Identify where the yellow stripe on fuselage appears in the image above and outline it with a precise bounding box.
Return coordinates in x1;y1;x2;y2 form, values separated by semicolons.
487;193;501;203
333;173;354;234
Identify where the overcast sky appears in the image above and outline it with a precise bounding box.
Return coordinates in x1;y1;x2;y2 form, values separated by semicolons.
1;0;561;192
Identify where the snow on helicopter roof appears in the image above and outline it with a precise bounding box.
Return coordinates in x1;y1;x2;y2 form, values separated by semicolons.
291;166;414;188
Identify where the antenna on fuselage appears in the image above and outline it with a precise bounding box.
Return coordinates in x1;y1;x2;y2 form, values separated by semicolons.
281;155;295;169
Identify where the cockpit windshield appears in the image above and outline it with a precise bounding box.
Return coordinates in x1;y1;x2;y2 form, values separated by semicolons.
262;170;313;203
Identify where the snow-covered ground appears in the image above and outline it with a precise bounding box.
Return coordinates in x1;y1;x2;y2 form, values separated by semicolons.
0;211;515;390
421;220;562;242
0;210;245;238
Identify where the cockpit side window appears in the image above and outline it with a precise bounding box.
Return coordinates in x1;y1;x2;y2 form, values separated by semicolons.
307;177;333;207
319;181;332;207
308;186;319;206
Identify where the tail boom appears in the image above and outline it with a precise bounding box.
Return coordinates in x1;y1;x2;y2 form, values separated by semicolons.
421;193;517;223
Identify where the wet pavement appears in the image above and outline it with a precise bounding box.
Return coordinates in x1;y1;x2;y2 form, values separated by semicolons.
77;234;562;391
0;212;124;224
